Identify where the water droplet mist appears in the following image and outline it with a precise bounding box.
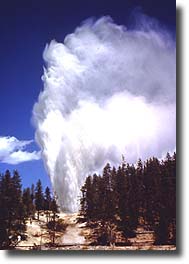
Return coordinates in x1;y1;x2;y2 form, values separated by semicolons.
33;16;176;212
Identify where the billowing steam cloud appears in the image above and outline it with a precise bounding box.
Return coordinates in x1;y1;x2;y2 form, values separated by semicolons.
33;16;176;212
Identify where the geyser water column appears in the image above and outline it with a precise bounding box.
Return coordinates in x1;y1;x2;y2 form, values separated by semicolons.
33;16;176;212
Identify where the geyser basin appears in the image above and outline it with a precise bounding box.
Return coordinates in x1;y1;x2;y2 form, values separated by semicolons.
33;16;175;212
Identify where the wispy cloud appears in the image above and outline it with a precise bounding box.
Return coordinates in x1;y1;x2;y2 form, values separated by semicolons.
0;136;41;165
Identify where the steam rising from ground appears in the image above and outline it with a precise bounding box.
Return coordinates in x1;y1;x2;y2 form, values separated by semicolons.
33;16;176;212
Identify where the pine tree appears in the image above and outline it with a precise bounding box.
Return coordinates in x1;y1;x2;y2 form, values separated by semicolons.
154;153;176;245
22;187;35;218
44;187;51;210
85;176;93;220
116;159;137;237
0;170;25;248
93;173;105;220
0;172;9;248
126;163;138;235
80;184;87;219
49;194;59;244
115;163;131;236
44;186;52;222
102;163;115;220
79;153;176;246
143;157;161;227
110;166;118;218
12;170;25;224
35;179;44;220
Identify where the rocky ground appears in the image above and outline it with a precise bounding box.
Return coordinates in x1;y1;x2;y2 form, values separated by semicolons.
15;212;176;251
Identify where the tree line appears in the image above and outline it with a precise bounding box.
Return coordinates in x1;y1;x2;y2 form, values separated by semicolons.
79;152;176;246
0;171;58;249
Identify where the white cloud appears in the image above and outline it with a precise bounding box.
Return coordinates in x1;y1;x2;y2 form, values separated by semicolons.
0;136;41;165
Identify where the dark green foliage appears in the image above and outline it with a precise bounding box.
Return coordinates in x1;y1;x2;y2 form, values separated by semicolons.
35;179;44;220
47;219;67;232
44;187;52;210
0;170;25;249
48;195;59;244
22;187;35;218
80;153;176;246
153;153;176;245
0;171;56;249
50;196;59;214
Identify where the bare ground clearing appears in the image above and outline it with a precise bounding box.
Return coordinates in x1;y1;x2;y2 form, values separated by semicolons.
15;213;176;251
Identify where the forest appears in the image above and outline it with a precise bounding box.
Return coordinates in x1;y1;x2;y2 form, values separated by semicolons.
79;152;176;246
0;152;176;249
0;172;58;249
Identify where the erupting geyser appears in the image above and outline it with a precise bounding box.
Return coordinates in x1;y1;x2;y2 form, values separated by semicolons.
33;16;176;212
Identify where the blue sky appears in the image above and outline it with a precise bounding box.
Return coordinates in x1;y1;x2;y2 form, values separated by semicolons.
0;0;176;189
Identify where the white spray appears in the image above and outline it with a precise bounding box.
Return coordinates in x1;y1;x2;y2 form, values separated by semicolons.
33;16;176;212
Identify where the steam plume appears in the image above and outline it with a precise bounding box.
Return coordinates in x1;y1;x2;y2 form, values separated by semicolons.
33;16;176;212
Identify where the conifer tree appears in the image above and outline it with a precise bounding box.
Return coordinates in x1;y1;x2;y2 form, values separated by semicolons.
22;187;35;218
0;172;9;248
85;176;93;220
35;179;44;220
154;153;176;245
102;163;114;220
0;170;25;248
49;194;59;244
44;186;52;222
126;163;138;234
44;187;51;210
79;153;176;246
